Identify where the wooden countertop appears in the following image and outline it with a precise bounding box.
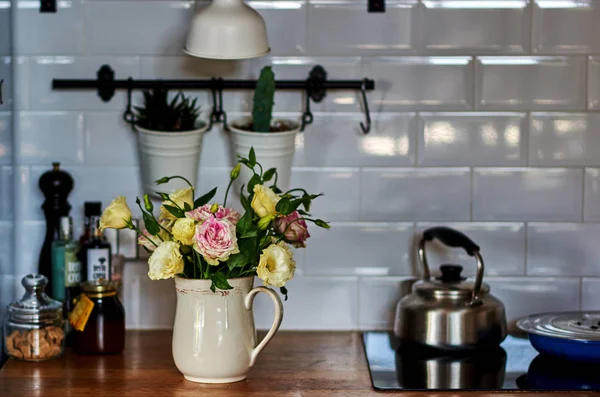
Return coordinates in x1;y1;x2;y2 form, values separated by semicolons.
0;331;593;396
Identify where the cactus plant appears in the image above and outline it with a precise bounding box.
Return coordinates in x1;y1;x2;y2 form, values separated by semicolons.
252;66;276;133
134;87;201;132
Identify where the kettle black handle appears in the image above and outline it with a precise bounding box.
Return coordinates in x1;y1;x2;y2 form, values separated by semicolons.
419;226;484;306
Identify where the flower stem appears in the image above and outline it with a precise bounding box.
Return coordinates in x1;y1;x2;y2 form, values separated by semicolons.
223;178;234;207
126;221;159;248
168;175;194;189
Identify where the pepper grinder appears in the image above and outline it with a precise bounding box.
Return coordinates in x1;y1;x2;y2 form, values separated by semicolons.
38;162;74;298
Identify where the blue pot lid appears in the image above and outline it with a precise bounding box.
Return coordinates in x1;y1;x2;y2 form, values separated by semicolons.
517;312;600;342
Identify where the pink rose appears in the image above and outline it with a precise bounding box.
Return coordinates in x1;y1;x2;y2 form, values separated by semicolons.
274;211;310;248
193;217;240;266
186;204;241;225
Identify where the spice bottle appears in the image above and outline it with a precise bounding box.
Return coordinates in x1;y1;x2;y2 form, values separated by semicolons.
72;280;125;354
81;216;112;282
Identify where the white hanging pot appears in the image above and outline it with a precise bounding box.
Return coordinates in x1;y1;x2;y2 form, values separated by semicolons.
228;118;299;194
136;122;208;196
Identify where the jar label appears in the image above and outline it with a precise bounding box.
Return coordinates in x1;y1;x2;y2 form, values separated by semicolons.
87;248;110;281
69;294;95;332
65;250;81;287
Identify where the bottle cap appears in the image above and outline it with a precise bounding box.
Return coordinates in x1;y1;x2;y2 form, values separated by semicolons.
84;202;102;218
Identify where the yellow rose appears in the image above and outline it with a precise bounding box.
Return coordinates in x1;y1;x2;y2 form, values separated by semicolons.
257;241;296;287
171;218;196;246
159;187;194;221
251;184;280;218
99;196;132;230
147;241;184;280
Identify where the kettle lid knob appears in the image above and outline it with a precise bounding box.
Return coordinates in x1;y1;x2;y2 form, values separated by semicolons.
439;264;465;283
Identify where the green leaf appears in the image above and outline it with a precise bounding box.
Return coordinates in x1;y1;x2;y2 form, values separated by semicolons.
237;211;252;234
297;209;311;216
210;282;216;293
248;147;256;167
240;191;252;212
183;202;192;212
275;197;291;214
263;167;276;182
227;253;248;270
142;212;160;236
156;192;171;201
247;174;261;194
286;198;303;215
259;235;272;248
211;271;233;291
194;187;217;208
240;230;259;239
163;204;184;218
315;219;331;229
239;237;258;262
280;286;288;301
302;195;311;212
271;185;283;194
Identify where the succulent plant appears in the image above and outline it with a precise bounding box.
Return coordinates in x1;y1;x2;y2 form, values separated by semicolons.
134;87;201;132
252;66;276;133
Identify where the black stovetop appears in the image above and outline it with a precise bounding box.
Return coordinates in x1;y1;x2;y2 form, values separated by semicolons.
362;332;600;391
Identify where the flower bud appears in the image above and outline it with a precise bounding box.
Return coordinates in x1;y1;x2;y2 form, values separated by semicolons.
315;219;330;229
258;215;275;231
230;164;241;180
155;177;170;185
143;194;154;212
210;202;219;214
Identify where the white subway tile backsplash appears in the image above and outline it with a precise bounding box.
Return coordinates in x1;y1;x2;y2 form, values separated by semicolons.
308;0;417;56
527;223;600;276
0;6;9;56
0;112;11;165
15;221;45;276
0;221;12;275
253;276;358;330
475;56;586;110
487;277;580;328
584;168;600;222
31;56;139;111
361;167;471;221
0;166;12;221
16;111;85;165
84;112;137;166
304;222;414;276
587;56;600;110
290;167;360;221
293;112;416;167
251;1;307;56
14;0;84;55
358;277;415;330
0;275;16;312
532;0;600;54
86;1;194;55
0;57;29;109
582;278;600;311
421;0;530;54
473;168;583;221
363;56;473;110
416;222;526;276
418;112;526;166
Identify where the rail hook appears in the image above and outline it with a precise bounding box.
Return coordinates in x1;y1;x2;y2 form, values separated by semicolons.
359;79;371;134
300;91;313;132
123;78;136;131
208;80;228;131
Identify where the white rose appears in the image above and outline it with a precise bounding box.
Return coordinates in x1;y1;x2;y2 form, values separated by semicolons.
99;196;132;230
159;187;194;221
147;241;184;280
256;241;296;287
251;184;280;218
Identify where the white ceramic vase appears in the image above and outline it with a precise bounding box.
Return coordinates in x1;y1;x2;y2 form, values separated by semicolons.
172;276;283;383
229;118;299;194
136;123;208;196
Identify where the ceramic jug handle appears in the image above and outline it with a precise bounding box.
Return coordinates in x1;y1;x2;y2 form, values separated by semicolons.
245;286;283;367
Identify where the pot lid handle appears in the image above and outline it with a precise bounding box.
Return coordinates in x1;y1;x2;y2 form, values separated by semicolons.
418;227;484;305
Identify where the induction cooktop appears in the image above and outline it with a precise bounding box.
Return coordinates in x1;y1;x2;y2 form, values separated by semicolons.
362;332;600;391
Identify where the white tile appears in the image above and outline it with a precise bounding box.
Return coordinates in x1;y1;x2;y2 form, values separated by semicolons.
358;277;415;330
14;0;84;55
0;166;13;221
16;111;84;165
418;112;526;166
0;57;28;110
363;57;473;110
0;221;13;275
473;168;583;221
199;126;234;168
31;56;140;111
422;0;530;54
532;0;600;53
361;168;471;221
0;275;16;312
527;223;600;276
585;168;600;222
86;1;194;55
0;5;9;56
84;112;137;166
14;221;45;276
304;222;414;276
294;112;416;167
416;222;526;277
487;277;580;328
290;167;360;221
0;112;11;165
475;56;586;110
253;276;358;330
250;0;307;55
251;56;362;113
582;278;600;311
307;0;418;55
588;56;600;110
530;113;600;166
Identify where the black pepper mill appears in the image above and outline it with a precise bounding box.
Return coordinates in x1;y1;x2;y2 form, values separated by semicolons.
38;162;74;298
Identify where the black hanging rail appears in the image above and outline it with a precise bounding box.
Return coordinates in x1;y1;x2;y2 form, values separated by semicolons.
52;64;376;133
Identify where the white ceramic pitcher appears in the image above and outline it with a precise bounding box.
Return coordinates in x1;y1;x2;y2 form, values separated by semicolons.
172;276;283;383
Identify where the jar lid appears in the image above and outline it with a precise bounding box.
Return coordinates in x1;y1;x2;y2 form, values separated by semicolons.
413;264;490;298
81;279;117;294
6;274;63;325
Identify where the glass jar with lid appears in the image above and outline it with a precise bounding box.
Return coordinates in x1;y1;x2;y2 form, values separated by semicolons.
4;274;65;361
74;279;125;354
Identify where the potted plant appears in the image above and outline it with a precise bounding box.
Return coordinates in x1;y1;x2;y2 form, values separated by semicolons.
229;66;300;193
134;87;207;196
98;148;329;383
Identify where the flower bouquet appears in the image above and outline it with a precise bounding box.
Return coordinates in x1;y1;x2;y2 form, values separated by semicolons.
98;147;330;383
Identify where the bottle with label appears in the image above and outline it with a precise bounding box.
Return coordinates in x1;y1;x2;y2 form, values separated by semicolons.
79;202;102;245
81;216;112;283
51;216;81;304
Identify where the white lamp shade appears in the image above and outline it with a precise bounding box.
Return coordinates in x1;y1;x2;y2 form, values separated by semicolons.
184;0;270;60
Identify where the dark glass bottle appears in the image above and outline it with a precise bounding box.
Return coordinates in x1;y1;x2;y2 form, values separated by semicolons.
79;202;102;245
74;281;125;354
80;216;112;282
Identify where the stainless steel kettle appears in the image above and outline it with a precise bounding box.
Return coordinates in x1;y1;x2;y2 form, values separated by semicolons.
394;226;507;350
